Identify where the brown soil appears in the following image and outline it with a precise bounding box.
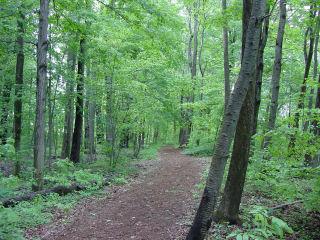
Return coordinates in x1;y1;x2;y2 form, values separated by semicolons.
25;146;209;240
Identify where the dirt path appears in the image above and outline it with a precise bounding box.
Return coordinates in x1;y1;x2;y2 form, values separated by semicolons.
26;146;208;240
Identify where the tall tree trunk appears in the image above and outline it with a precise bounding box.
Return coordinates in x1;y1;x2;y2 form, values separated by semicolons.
186;0;266;239
84;99;90;151
304;17;320;131
33;0;49;191
214;0;254;224
61;46;76;158
311;73;320;167
46;31;54;168
88;99;96;154
289;7;316;153
222;0;230;111
263;0;286;148
13;8;25;176
252;6;270;135
70;38;85;164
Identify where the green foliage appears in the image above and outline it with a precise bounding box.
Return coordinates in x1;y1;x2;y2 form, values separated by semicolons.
227;206;293;240
0;138;15;161
183;144;213;157
137;143;161;161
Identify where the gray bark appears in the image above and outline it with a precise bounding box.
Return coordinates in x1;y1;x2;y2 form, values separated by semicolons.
13;8;25;176
61;45;76;158
186;0;266;239
222;0;230;111
70;38;86;164
33;0;49;191
252;6;270;135
214;0;255;224
289;7;316;153
264;0;286;148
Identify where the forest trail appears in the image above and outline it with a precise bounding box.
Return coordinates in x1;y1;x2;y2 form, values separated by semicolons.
25;146;208;240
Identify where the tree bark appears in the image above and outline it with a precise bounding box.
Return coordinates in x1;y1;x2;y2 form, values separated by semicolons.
252;6;270;135
13;8;25;176
33;0;49;191
84;99;90;150
311;73;320;167
70;38;85;164
214;0;255;224
61;46;76;159
186;0;266;239
289;7;316;153
222;0;230;111
88;99;96;154
264;0;286;148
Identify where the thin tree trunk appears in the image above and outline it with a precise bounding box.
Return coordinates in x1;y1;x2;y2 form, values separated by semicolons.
264;0;286;148
70;38;85;164
304;18;320;131
222;0;230;111
311;73;320;167
186;0;266;239
13;8;25;176
84;99;90;151
289;7;316;153
88;99;96;154
47;31;54;168
61;46;76;158
33;0;49;191
252;6;270;135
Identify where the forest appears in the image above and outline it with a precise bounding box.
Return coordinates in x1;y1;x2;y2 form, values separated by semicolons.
0;0;320;239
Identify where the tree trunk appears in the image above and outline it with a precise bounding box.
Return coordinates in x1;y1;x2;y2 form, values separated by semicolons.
70;38;85;164
263;0;286;148
186;1;266;239
13;8;25;176
252;6;270;135
84;99;90;151
61;46;76;158
214;0;254;224
311;73;320;167
289;7;316;153
222;0;230;111
46;31;55;169
33;0;49;191
304;19;320;131
89;100;96;154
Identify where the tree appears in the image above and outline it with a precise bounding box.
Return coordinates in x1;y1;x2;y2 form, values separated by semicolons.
289;6;317;155
186;0;266;238
70;38;85;164
222;0;230;111
264;0;287;148
33;0;49;191
61;43;77;159
13;5;25;176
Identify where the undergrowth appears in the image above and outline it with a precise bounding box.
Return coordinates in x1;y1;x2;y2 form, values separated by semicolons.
185;141;320;239
0;143;162;239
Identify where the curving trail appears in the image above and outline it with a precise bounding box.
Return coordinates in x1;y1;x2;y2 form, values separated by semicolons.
26;146;208;240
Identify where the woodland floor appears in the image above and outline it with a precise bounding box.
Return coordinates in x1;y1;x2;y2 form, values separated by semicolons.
24;146;209;240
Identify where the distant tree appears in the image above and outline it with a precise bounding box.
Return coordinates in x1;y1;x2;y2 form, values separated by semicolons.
61;43;76;159
70;38;85;164
264;0;287;148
